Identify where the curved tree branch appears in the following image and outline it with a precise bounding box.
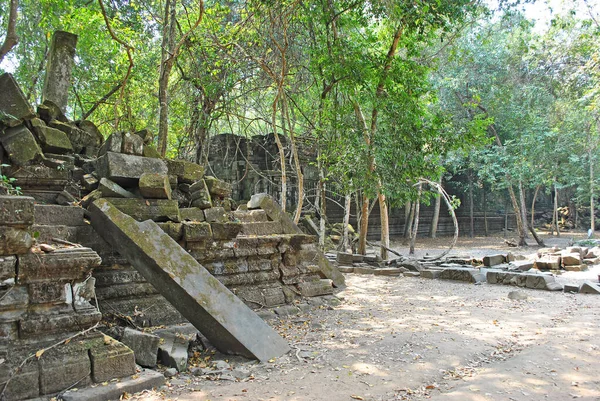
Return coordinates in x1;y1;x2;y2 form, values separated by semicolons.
0;0;19;63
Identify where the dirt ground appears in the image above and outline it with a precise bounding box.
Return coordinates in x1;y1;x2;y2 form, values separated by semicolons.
133;232;600;401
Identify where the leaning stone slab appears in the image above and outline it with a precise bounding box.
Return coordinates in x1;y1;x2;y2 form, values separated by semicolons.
30;118;73;153
99;177;137;198
0;73;36;122
204;175;232;198
156;331;189;372
42;31;78;111
61;369;165;401
102;197;180;222
89;199;290;362
0;125;43;166
579;281;600;294
0;195;34;226
97;152;168;187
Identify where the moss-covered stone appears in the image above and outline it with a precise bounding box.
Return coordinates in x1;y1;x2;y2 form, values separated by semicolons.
211;221;242;240
182;221;212;242
166;159;205;184
0;226;33;255
0;125;43;166
139;172;172;199
204;175;232;198
143;144;162;158
103;197;180;222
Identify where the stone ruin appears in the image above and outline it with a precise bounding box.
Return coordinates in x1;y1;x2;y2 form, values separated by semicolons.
0;31;344;400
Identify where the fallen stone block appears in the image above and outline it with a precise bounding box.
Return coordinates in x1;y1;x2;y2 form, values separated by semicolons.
204;175;232;198
89;199;291;362
336;252;354;265
374;267;405;276
98;132;123;155
157;221;183;241
166;159;205;184
233;210;267;223
403;271;421;277
0;195;34;227
180;207;206;221
61;369;165;401
76;120;104;147
354;265;375;274
248;193;302;234
483;254;506;267
82;173;99;191
121;327;160;367
296;279;334;297
525;274;556;290
0;73;36;122
34;204;85;226
157;331;190;372
546;282;564;291
0;226;33;255
537;247;560;258
563;264;586;272
211;222;242;240
81;189;103;208
99;177;137;198
509;260;534;271
139;172;172;199
97;152;168;186
0;125;43;166
204;206;228;223
337;266;354;273
438;267;484;283
400;260;423;272
239;221;283;236
143;144;162;158
37;99;68;123
420;269;442;279
561;252;582;267
534;256;561;270
563;283;579;293
29;117;74;153
579;281;600;294
90;339;136;383
182;221;212;242
102;197;180;222
121;132;144;155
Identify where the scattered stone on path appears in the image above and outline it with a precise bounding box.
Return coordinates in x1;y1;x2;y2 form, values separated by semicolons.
507;290;528;300
579;281;600;294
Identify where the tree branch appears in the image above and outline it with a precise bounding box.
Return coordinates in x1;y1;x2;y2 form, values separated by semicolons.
0;0;19;63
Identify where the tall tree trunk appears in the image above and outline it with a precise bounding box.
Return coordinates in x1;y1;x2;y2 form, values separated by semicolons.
0;0;18;63
342;194;351;252
531;185;540;229
468;169;474;238
403;201;412;239
518;180;529;238
404;202;415;245
507;185;527;246
429;178;442;238
591;149;595;234
378;192;389;260
281;96;303;223
157;0;177;157
358;194;369;255
317;162;326;249
409;184;422;255
554;180;560;237
483;186;489;237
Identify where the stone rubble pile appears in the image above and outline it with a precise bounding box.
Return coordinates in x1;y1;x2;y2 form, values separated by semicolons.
334;242;600;294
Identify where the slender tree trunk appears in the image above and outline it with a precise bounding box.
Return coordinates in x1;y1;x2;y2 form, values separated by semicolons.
468;169;474;238
281;96;303;223
403;201;412;239
378;192;389;260
554;180;560;237
358;194;369;255
430;178;442;238
409;184;422;255
404;202;415;245
507;185;527;246
591;149;595;234
342;194;351;252
0;0;18;64
317;161;326;248
483;186;489;237
531;185;540;229
157;0;177;157
519;180;529;238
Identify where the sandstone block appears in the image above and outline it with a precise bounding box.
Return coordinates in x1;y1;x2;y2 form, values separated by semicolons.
99;177;137;198
182;221;212;242
180;207;205;221
0;195;34;227
18;247;101;283
90;341;136;383
157;221;183;241
0;226;33;255
121;327;160;367
483;254;506;267
19;309;102;337
204;175;232;198
296;279;333;297
82;173;99;191
0;255;16;282
39;345;91;394
534;256;561;270
121;132;144;155
139;172;172;199
561;252;582;266
28;282;68;304
211;222;242;240
37;100;68;123
34;204;85;226
233;209;268;222
166;159;205;184
204;206;228;223
0;73;36;123
239;221;283;236
336;252;354;265
579;281;600;294
97;152;168;186
0;125;43;166
102;198;180;222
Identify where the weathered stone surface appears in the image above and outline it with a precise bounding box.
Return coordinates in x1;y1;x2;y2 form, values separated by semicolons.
156;331;189;372
39;344;91;394
0;73;36;122
90;340;136;383
0;125;43;166
579;281;600;294
353;265;375;274
563;283;579;293
438;267;485;283
77;120;104;146
102;197;180;222
0;360;39;400
29;118;74;153
374;267;405;276
166;159;205;184
122;132;144;155
61;369;165;401
81;188;103;208
233;209;268;222
561;252;582;266
98;132;123;155
143;144;162;158
157;221;183;241
18;247;101;283
420;269;442;279
82;173;99;191
121;327;160;367
337;266;354;273
483;254;506;267
0;195;34;227
99;177;137;198
297;279;333;297
0;226;33;255
204;175;232;198
180;207;206;222
42;31;78;111
487;271;559;290
563;264;586;271
182;221;212;242
28;281;67;304
0;255;17;282
97;152;168;186
400;260;424;272
34;204;85;226
139;172;172;199
403;271;421;277
89;199;290;361
211;222;242;240
19;309;102;337
190;182;212;209
0;285;28;310
239;221;283;236
203;206;227;223
336;252;354;265
37;99;68;123
535;256;561;270
56;190;78;206
95;282;158;300
509;260;534;271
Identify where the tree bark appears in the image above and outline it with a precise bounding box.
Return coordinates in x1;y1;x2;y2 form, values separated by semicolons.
508;185;527;246
358;194;369;255
409;184;422;255
531;185;540;229
519;180;529;238
429;178;442;238
0;0;18;64
591;149;595;234
342;193;351;252
554;181;560;237
403;201;412;239
378;192;389;260
468;169;474;238
483;186;489;236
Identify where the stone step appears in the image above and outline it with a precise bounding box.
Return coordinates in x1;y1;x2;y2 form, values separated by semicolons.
34;204;85;226
239;221;283;236
89;198;290;362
